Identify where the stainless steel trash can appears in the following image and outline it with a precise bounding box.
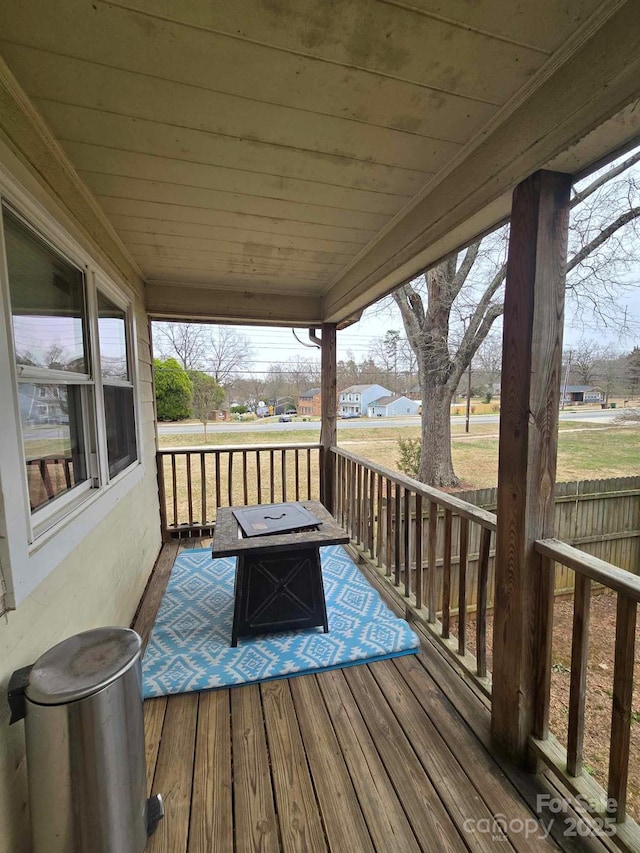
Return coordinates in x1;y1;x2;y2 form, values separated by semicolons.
8;627;163;853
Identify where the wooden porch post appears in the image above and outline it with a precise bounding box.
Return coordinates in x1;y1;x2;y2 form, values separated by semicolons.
491;170;572;764
320;323;337;512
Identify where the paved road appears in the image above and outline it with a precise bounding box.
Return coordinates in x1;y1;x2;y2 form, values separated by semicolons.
157;407;625;436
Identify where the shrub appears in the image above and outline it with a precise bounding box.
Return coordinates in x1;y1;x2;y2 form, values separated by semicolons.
154;358;193;420
397;437;421;478
484;392;493;404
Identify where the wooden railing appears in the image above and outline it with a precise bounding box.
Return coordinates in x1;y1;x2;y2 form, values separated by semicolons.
156;444;322;538
332;446;497;689
531;538;640;846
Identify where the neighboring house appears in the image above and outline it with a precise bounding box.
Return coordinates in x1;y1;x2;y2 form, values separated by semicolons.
368;395;420;417
298;387;321;417
407;384;421;400
339;384;391;416
562;385;605;404
18;383;67;425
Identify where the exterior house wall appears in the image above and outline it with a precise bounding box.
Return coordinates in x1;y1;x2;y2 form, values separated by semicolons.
339;384;391;415
0;137;161;853
368;396;420;417
298;391;321;417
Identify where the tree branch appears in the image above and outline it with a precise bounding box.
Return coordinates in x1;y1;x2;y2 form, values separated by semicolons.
567;206;640;273
571;150;640;208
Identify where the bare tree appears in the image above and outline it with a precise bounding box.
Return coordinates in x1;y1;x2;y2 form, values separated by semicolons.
208;327;255;387
394;147;640;487
153;322;209;370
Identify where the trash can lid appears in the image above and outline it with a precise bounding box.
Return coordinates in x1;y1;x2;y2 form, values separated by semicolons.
26;627;142;705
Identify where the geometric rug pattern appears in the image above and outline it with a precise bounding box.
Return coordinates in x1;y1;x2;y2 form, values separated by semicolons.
142;545;420;698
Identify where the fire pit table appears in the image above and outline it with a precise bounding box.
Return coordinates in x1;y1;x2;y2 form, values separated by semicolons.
211;500;349;647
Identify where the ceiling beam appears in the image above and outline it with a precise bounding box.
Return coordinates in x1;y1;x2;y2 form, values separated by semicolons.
145;282;322;326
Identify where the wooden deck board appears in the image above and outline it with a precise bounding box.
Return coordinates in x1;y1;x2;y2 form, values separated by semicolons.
261;679;327;853
188;690;233;853
138;539;595;853
231;684;280;852
316;668;421;852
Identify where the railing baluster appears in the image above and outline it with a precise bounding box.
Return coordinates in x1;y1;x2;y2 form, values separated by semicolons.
368;468;375;555
355;464;362;545
270;450;275;503
427;501;437;623
385;478;393;577
227;451;233;506
376;472;383;567
171;453;178;527
186;453;193;526
215;451;221;511
256;450;262;503
607;593;637;821
442;509;452;638
200;452;206;526
281;449;287;502
415;494;423;610
242;450;248;505
458;517;468;655
476;526;491;677
567;572;591;776
307;448;312;499
403;489;411;597
295;449;300;501
394;485;401;587
157;454;169;541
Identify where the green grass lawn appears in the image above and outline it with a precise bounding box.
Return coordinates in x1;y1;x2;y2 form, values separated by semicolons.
157;420;638;490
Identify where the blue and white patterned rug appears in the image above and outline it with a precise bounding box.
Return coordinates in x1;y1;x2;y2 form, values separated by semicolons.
142;545;420;697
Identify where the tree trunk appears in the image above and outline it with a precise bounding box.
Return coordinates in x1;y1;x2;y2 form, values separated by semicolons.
419;377;458;487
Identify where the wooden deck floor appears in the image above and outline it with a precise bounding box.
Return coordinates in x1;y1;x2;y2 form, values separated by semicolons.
134;540;603;853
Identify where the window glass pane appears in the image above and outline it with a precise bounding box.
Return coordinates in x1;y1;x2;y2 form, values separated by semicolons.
97;291;128;380
103;385;137;478
3;208;87;373
19;384;88;511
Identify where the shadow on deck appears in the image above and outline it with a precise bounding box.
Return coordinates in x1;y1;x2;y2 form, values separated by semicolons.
134;539;606;853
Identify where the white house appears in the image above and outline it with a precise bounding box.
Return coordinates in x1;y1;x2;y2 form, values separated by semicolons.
368;395;420;417
562;385;605;404
339;384;391;415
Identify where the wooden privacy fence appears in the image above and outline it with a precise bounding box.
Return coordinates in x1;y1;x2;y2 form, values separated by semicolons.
157;444;322;539
457;476;640;583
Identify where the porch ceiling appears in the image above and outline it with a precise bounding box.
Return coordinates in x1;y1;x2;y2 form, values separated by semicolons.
1;1;640;325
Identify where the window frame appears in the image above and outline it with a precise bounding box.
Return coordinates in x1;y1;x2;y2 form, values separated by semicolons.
0;164;144;607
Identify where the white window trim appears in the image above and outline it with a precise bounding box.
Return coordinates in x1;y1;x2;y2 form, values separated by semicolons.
0;165;144;609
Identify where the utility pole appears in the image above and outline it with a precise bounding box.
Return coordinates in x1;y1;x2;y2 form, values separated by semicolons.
465;360;472;433
561;349;572;410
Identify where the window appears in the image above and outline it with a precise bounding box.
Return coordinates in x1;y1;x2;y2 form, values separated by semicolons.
1;203;139;537
97;291;137;478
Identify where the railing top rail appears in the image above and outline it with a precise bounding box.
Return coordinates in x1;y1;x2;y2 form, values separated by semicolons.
536;537;640;603
158;442;322;455
331;446;497;531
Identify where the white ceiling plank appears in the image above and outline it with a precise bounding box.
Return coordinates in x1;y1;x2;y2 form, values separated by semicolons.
59;141;410;216
98;197;376;244
84;173;391;232
110;216;362;255
144;270;325;294
0;0;544;110
130;246;344;276
33;101;429;196
120;230;352;265
93;0;546;103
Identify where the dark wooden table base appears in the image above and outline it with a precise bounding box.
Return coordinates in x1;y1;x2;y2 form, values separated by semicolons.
232;546;328;647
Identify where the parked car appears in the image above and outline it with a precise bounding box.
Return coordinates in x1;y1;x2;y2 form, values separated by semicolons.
341;412;361;419
279;414;292;423
285;408;297;415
